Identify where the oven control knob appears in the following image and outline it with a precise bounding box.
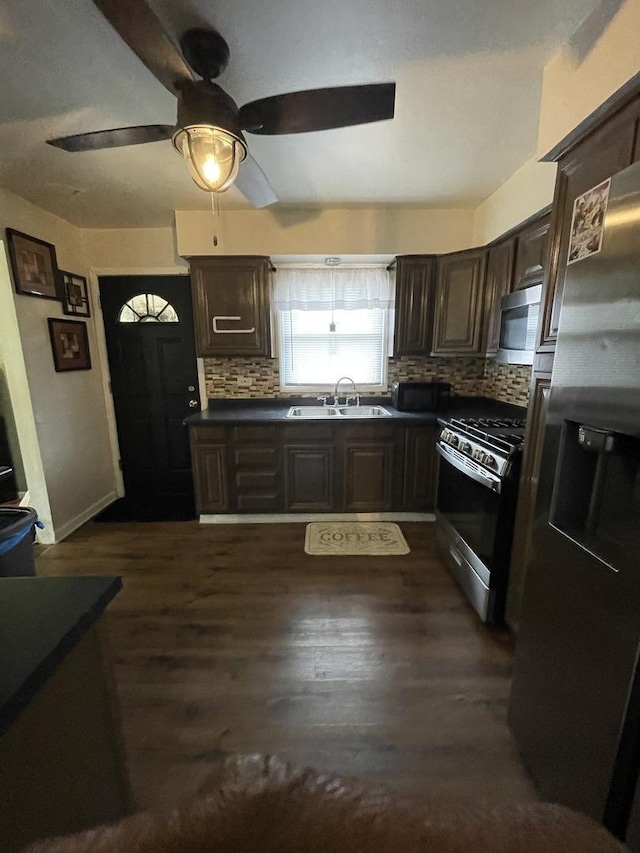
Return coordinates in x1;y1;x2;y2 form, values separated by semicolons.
459;441;471;454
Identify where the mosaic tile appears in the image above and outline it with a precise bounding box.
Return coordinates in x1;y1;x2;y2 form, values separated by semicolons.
202;355;531;407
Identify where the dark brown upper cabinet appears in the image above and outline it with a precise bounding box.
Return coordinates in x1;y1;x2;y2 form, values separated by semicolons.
189;256;272;357
484;237;516;357
432;248;487;355
512;214;550;291
539;97;640;352
392;256;436;356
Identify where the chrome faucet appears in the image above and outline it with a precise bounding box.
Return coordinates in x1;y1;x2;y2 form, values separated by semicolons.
333;376;360;407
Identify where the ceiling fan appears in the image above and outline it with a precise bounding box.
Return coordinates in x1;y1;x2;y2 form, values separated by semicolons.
46;0;396;208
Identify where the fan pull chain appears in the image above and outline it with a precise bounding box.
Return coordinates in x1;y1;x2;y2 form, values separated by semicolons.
210;191;220;247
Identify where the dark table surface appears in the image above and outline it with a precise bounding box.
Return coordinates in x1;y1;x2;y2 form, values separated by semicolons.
186;395;527;426
0;576;121;737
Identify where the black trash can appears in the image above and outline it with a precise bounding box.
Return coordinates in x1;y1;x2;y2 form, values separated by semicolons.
0;507;39;577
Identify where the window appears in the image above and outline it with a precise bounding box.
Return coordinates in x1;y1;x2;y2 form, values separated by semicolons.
274;267;390;391
118;293;179;324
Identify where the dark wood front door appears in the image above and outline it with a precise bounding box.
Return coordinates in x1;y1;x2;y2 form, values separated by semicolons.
99;275;199;517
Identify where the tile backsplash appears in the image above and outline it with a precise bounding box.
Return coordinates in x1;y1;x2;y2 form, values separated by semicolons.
203;355;531;407
483;361;531;408
388;356;486;397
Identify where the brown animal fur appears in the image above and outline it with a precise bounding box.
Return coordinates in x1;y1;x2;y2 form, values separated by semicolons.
22;754;628;853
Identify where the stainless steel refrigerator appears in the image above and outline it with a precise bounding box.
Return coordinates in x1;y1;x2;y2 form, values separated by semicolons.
508;159;640;847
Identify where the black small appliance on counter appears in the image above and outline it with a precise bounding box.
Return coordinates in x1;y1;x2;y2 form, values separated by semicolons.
390;381;451;412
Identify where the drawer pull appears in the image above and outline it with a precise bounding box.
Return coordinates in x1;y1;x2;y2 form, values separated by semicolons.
212;316;256;334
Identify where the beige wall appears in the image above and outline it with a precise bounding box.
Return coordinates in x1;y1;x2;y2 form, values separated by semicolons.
538;0;640;156
175;206;476;258
0;187;116;542
474;0;640;243
82;225;186;271
0;241;52;533
472;157;557;245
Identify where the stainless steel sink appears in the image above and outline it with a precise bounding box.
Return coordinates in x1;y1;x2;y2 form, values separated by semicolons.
287;405;391;419
287;406;339;418
335;405;391;418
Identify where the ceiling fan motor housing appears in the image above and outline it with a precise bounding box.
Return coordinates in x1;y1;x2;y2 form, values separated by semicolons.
173;80;247;152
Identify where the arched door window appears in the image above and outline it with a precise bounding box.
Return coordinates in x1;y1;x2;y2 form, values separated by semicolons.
117;293;179;324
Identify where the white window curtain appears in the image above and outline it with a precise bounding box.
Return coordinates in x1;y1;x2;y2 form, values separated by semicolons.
273;266;392;311
274;266;392;390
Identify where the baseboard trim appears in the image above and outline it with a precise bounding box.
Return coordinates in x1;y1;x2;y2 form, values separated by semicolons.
199;511;436;525
53;491;119;543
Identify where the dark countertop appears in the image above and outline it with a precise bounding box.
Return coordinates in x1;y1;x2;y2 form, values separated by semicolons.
0;576;121;737
186;396;526;427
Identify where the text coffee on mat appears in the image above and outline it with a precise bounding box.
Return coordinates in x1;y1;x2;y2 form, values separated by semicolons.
305;522;410;556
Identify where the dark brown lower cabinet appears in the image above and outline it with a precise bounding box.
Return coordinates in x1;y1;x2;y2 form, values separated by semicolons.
343;443;395;511
190;420;436;514
190;431;230;513
284;446;335;511
402;426;437;510
232;425;282;512
342;424;396;512
506;372;552;630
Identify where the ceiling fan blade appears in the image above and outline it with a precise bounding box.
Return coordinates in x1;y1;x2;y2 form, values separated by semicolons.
91;0;193;95
47;125;175;152
239;82;395;135
235;153;278;208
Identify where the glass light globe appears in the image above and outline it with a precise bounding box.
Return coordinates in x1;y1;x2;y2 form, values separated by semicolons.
174;126;246;192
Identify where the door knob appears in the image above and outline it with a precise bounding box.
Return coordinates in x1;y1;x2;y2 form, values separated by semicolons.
189;400;199;408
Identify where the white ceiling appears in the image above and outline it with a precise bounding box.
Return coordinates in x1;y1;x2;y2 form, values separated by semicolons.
0;0;606;228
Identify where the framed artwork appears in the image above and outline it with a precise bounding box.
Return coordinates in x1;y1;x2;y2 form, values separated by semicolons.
59;271;91;317
567;178;611;265
48;318;92;372
6;228;59;299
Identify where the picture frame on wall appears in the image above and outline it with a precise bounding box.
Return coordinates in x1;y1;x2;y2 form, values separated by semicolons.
48;318;92;372
59;270;91;317
6;228;59;300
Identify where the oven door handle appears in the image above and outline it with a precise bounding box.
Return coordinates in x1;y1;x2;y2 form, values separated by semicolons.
436;443;502;494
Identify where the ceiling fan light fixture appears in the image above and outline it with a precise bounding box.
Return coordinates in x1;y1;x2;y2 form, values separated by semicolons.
173;125;246;192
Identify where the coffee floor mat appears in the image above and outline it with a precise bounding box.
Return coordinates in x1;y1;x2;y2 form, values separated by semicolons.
305;522;410;556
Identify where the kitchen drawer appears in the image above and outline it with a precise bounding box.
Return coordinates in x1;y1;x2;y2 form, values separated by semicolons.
233;425;277;443
236;494;281;512
283;424;334;442
191;426;226;443
343;423;395;441
233;446;278;468
235;470;278;493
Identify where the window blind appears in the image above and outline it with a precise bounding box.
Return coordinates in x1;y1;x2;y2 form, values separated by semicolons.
279;308;386;387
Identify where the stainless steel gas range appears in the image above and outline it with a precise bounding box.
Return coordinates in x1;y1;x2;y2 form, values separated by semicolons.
435;416;526;625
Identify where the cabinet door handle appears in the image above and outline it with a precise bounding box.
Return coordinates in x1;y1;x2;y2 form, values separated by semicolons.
212;316;256;334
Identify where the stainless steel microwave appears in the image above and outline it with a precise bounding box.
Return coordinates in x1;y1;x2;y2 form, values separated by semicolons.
496;284;542;365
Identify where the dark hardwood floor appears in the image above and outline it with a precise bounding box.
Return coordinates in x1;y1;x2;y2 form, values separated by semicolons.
36;521;536;811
